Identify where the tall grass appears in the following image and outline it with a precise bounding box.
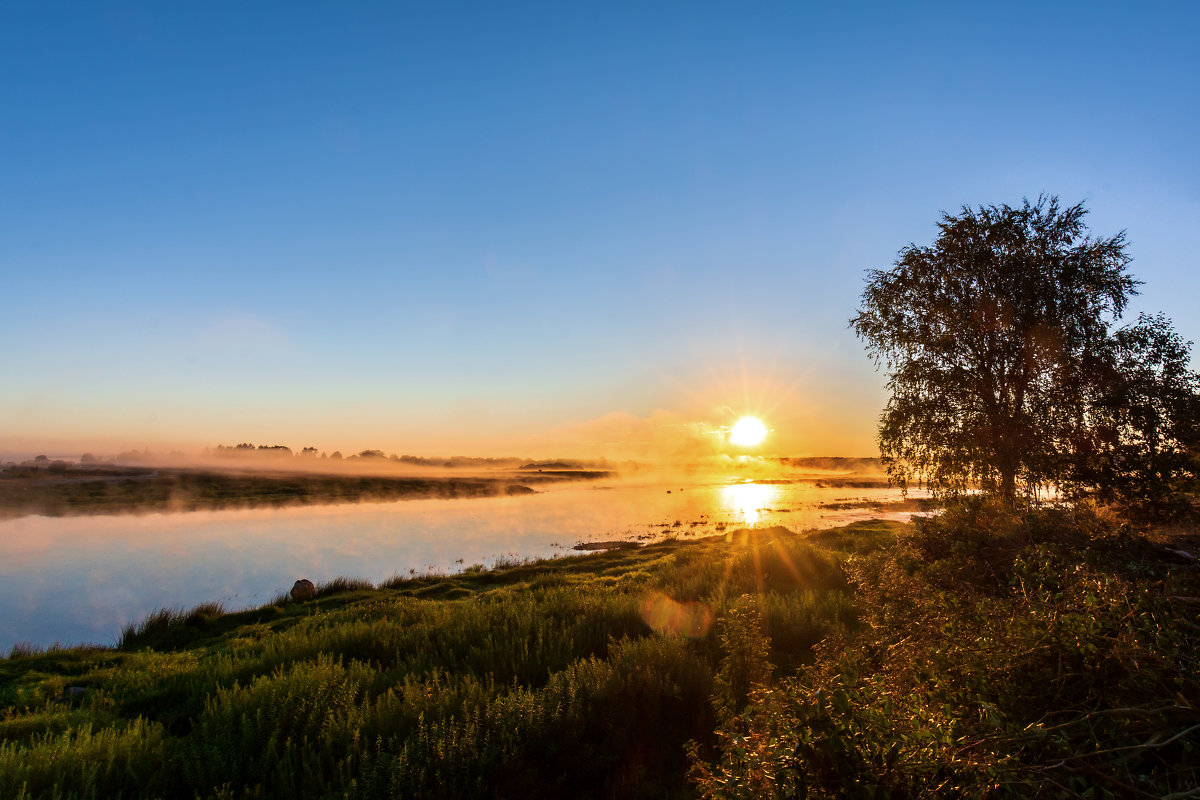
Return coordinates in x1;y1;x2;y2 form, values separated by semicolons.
0;719;169;799
313;576;374;598
118;601;227;650
0;526;887;799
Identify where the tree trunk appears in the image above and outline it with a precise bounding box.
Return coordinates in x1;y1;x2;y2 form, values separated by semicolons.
999;464;1017;507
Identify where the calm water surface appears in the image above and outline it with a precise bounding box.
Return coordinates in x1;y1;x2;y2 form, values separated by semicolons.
0;476;924;651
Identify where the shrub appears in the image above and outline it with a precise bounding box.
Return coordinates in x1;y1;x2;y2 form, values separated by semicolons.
713;597;774;721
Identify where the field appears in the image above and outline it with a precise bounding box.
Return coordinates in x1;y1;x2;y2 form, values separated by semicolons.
2;510;1197;799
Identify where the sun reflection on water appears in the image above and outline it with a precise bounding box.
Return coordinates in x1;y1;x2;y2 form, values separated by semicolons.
719;481;781;526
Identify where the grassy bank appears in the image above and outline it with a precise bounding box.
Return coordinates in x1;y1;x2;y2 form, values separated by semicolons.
2;513;1197;798
0;464;611;520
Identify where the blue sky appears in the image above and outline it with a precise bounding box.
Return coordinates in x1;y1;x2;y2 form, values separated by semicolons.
2;2;1197;458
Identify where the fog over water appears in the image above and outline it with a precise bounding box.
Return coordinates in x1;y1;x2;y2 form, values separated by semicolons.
1;474;927;652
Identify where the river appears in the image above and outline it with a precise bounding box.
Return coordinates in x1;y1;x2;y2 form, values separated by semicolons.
0;474;925;652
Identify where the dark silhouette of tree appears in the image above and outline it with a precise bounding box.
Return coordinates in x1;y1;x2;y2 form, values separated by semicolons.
1082;314;1200;518
852;196;1139;505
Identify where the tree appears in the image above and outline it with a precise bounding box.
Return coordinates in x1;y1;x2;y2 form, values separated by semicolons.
851;196;1139;505
1083;314;1200;518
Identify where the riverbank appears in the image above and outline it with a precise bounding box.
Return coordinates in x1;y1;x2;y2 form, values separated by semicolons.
0;463;610;520
0;477;928;651
1;522;863;798
3;511;1196;798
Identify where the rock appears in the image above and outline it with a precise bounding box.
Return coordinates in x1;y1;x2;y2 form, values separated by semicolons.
291;579;316;601
53;686;88;704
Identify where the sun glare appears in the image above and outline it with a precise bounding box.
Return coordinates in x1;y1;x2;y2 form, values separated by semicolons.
729;416;768;447
719;481;778;526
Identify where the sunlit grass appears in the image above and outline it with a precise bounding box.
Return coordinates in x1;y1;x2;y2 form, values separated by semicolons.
4;512;1195;798
0;525;863;799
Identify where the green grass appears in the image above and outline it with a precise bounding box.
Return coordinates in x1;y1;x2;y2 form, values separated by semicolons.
0;525;868;799
5;512;1196;799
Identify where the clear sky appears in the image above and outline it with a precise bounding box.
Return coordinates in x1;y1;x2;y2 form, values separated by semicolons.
2;2;1197;460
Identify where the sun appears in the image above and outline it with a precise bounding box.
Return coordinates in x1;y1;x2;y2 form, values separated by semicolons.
729;416;768;447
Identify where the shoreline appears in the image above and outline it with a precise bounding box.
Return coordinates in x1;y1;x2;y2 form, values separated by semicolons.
0;463;611;521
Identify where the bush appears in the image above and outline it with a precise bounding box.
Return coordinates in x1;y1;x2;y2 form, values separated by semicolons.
694;508;1200;798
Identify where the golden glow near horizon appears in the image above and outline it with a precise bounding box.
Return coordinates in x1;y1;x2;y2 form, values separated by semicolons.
729;416;768;447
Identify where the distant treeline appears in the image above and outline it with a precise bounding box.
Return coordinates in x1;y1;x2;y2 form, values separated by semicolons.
205;445;612;471
773;456;883;473
210;443;533;468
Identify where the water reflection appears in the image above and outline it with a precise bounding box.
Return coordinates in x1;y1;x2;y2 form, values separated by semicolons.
0;477;927;651
718;482;780;526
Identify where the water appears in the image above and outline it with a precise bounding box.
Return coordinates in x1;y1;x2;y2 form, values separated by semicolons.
0;475;924;651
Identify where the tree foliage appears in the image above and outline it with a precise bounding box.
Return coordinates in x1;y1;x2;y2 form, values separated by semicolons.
851;197;1141;503
1084;313;1200;518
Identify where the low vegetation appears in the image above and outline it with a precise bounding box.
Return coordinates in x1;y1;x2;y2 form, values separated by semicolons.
2;510;1197;798
695;503;1200;798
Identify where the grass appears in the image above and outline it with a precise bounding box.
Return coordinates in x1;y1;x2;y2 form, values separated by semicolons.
2;512;1197;799
0;525;860;799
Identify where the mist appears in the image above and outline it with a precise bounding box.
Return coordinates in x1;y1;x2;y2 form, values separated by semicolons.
1;403;887;487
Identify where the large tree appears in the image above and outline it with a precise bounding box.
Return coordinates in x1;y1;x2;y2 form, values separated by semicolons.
851;197;1139;504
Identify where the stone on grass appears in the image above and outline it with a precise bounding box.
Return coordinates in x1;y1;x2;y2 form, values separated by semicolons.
291;579;316;601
